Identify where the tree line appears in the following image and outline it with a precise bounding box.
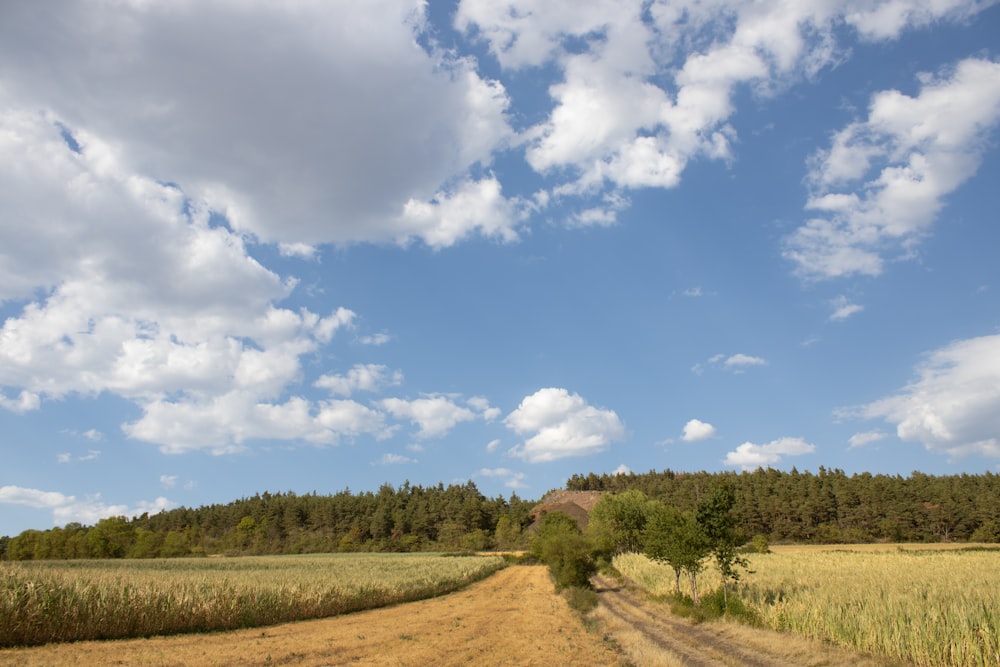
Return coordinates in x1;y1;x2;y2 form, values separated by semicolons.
567;467;1000;544
3;466;998;561
1;481;535;560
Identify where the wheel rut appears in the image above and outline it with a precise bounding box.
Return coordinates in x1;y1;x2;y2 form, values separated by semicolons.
593;574;795;667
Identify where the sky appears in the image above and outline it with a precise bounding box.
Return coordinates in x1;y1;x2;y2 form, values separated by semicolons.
1;0;999;537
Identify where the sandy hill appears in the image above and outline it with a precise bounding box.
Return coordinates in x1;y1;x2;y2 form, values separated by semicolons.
528;490;604;532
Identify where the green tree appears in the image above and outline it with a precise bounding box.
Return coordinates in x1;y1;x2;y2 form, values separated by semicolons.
588;490;650;555
531;511;597;590
87;517;134;558
697;485;749;607
494;515;522;550
643;504;710;602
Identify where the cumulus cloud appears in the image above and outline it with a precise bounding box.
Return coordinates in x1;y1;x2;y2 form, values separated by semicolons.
682;419;717;442
0;104;401;454
380;394;496;439
859;333;1000;459
786;58;1000;280
830;295;864;321
458;0;992;223
0;0;516;248
849;430;888;449
160;475;178;489
315;364;403;397
724;437;816;470
693;353;766;374
505;387;626;463
0;485;174;528
725;354;767;369
477;467;527;489
374;453;417;465
0;390;40;414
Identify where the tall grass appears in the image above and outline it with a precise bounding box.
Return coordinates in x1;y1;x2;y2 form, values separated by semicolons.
0;553;504;647
615;546;1000;667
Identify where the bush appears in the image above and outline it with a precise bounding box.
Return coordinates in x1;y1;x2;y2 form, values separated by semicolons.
531;511;597;591
749;534;771;554
562;586;599;614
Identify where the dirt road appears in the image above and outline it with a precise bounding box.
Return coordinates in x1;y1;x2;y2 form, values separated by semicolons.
592;574;904;667
0;566;623;667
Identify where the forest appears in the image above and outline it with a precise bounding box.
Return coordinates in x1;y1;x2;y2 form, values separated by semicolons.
2;467;999;560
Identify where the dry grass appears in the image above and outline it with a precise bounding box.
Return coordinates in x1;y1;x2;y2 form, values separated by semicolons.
0;565;625;667
0;553;504;647
743;546;1000;666
616;546;1000;666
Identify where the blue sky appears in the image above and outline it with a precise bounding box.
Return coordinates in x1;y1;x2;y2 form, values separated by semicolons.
1;0;999;536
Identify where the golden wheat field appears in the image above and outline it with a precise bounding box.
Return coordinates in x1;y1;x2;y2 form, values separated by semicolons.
616;545;1000;667
0;553;505;647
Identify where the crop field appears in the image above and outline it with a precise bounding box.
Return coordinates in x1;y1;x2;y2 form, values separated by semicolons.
0;553;505;647
616;544;1000;667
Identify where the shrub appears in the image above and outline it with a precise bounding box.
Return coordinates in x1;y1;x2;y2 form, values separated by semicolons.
562;586;599;614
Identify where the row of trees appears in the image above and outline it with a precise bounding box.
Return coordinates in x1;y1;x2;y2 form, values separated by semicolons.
532;487;749;606
5;467;998;561
568;467;1000;543
1;482;535;560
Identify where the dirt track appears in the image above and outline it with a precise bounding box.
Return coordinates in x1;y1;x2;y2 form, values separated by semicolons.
592;573;905;667
0;566;904;667
0;566;623;667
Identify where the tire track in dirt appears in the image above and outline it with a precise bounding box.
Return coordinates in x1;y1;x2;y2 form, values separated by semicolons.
593;574;796;667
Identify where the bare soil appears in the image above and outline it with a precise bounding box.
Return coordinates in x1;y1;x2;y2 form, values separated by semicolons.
0;566;623;667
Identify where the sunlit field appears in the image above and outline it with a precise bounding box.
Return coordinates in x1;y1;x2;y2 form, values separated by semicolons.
616;545;1000;667
1;553;505;647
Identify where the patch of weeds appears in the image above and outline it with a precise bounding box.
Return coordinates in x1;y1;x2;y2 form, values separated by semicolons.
502;552;537;565
668;588;761;625
398;633;416;641
563;586;599;615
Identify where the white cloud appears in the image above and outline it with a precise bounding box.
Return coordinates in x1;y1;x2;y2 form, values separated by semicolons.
374;453;417;465
0;0;515;248
694;352;766;374
612;464;632;476
682;419;717;442
486;438;502;453
467;396;502;421
505;387;626;463
724;437;816;470
786;58;1000;280
315;364;403;397
0;105;388;453
0;485;175;528
398;176;525;248
849;430;888;449
860;333;1000;459
725;354;766;369
278;243;318;260
380;394;482;439
160;475;178;489
359;333;392;346
830;295;864;321
477;467;527;489
56;449;101;464
125;394;392;454
459;0;992;224
0;390;40;414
